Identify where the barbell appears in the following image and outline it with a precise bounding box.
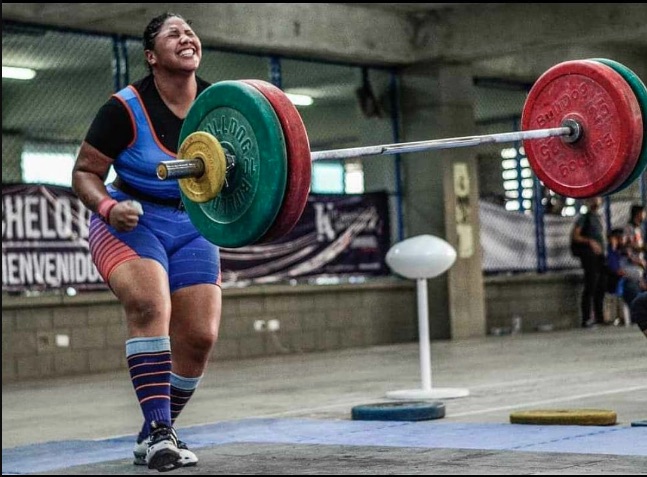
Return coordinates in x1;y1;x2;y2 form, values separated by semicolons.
156;59;647;248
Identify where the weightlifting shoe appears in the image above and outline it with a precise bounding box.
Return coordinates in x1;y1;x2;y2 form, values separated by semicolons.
133;426;198;468
144;421;182;472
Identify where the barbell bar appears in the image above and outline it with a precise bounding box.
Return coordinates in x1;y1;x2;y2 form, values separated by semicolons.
155;59;646;248
158;125;575;177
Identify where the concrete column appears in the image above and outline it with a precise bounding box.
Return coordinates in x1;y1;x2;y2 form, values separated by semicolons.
399;62;486;339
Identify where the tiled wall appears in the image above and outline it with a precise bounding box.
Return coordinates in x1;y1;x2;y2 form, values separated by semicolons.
2;273;585;383
484;272;583;333
2;280;418;383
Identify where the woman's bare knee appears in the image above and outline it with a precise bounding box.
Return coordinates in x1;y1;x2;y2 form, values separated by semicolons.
125;297;170;328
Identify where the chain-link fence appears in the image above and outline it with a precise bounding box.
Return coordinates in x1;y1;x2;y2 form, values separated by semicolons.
3;20;644;279
474;80;645;273
2;25;114;182
2;22;398;193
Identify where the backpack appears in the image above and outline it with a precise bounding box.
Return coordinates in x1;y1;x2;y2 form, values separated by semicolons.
570;213;591;257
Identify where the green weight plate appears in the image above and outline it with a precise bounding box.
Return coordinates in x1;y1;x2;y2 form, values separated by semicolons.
179;81;288;248
591;58;647;194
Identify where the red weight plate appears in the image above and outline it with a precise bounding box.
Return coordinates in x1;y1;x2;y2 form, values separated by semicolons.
521;60;643;198
241;79;312;242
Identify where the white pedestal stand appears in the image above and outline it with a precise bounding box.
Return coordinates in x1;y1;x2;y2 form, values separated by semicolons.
384;235;469;401
386;278;469;400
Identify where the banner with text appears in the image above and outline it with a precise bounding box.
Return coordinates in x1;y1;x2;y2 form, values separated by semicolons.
2;184;391;292
219;192;391;285
2;184;102;292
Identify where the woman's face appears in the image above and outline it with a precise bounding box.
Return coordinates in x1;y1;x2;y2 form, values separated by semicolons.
146;16;202;74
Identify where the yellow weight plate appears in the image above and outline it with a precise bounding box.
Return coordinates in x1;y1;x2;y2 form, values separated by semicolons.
510;409;617;426
177;131;226;203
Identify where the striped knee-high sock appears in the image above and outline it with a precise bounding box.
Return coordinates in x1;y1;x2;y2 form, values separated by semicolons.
126;337;172;440
138;373;203;442
170;373;202;426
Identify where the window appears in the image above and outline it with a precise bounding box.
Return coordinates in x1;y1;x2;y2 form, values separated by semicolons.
501;146;532;213
344;160;364;194
311;160;364;194
500;145;576;217
22;150;76;187
312;162;344;193
21;142;115;187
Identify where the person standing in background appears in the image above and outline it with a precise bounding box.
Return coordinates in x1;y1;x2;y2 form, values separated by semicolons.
623;204;646;269
571;197;608;327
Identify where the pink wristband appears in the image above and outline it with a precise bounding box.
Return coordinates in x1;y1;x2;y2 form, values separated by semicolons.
97;198;118;223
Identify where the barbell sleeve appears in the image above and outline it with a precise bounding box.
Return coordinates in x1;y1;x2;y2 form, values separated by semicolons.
157;158;204;180
158;152;237;180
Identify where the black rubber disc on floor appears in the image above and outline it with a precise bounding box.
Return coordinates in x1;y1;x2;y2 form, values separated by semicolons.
351;401;445;421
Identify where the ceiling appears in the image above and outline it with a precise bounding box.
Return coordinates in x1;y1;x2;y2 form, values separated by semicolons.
3;3;646;78
345;3;488;13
